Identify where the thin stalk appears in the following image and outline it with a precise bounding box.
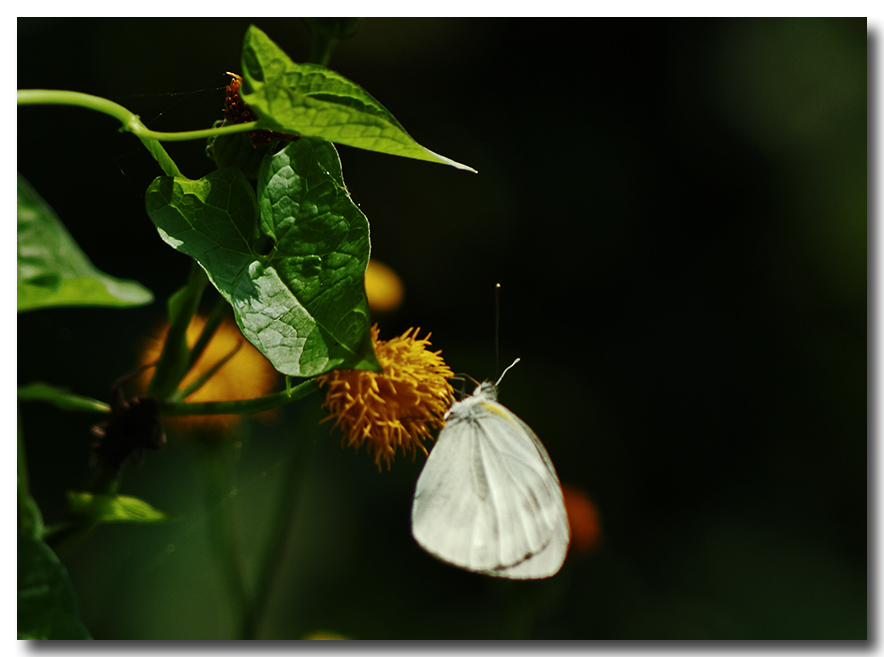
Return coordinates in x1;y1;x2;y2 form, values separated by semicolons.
16;89;257;142
240;418;316;639
170;343;242;403
200;444;250;631
159;379;318;417
17;89;257;178
17;383;111;414
309;33;337;66
188;295;232;371
148;261;207;400
17;406;44;539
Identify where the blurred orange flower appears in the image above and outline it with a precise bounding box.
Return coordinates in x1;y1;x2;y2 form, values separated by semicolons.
562;483;602;556
317;325;453;469
138;314;280;435
304;630;349;640
365;259;404;314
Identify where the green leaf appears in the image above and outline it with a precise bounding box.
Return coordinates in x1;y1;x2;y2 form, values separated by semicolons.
146;138;381;377
17;173;154;312
240;25;476;172
17;382;111;414
18;533;91;639
66;491;177;524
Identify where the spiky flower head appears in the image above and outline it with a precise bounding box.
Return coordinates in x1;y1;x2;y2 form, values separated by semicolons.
317;325;454;469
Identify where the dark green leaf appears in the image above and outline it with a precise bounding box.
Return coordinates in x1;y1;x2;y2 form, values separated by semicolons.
17;173;154;312
240;25;475;172
17;533;91;640
206;127;275;179
146;139;380;377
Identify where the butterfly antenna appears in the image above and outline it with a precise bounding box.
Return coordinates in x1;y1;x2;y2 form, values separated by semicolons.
493;283;521;386
494;282;501;379
495;358;521;387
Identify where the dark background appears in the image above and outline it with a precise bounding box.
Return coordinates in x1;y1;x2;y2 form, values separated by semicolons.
17;18;867;639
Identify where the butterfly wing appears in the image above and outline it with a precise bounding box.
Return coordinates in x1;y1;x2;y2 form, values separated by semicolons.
411;395;570;579
486;412;570;579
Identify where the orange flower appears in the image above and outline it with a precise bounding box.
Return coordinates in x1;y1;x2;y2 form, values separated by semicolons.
364;259;404;314
317;325;454;469
137;314;279;435
562;484;602;555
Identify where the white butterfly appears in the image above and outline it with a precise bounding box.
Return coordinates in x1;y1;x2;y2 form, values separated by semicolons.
411;361;570;579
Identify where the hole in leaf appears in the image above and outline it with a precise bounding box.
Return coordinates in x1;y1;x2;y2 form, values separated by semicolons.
254;235;275;256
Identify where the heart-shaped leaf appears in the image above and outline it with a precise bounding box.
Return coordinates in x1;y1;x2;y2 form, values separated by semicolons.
146;138;380;378
240;25;475;172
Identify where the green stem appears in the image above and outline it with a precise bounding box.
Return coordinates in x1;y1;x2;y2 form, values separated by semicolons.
241;414;316;639
170;343;242;403
159;379;318;417
16;89;257;142
308;33;337;66
200;444;250;630
17;406;44;540
17;383;111;414
19;376;317;422
148;261;207;400
188;295;232;371
17;89;257;178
